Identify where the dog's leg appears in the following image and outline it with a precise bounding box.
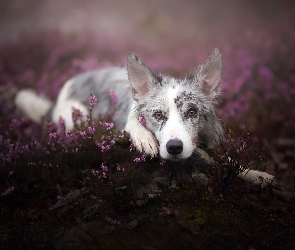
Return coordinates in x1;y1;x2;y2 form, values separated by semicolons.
125;104;159;157
194;149;276;188
238;169;276;187
52;100;88;131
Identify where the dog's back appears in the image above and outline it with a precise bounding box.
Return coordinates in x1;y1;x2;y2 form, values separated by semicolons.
52;67;132;130
15;67;132;130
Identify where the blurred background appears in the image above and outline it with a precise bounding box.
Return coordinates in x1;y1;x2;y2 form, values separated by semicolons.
0;0;293;44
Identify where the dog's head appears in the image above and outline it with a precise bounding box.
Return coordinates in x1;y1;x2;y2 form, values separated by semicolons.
127;49;223;161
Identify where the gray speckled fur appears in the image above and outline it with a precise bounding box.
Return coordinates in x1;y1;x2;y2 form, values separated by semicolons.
65;67;132;130
137;75;222;149
126;48;224;153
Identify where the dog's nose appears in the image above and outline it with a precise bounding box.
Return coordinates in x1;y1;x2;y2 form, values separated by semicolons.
166;139;183;155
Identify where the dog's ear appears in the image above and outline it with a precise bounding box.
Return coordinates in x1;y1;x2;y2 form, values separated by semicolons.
194;48;222;99
127;52;160;100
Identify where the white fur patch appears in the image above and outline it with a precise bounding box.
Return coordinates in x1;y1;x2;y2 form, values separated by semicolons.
239;169;276;188
15;89;52;124
52;79;89;130
157;86;194;160
52;101;88;130
125;102;159;157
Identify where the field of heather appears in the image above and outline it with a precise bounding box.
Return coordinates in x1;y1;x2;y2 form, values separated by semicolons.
0;1;295;249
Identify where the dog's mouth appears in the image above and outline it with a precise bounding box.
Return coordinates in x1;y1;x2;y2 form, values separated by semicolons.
162;155;182;161
161;152;192;161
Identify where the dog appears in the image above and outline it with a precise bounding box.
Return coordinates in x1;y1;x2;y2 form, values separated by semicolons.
14;48;275;186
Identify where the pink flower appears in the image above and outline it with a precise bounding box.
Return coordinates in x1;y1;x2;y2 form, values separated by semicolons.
88;94;98;110
91;169;99;176
101;163;108;172
1;186;15;196
72;107;83;122
134;154;146;162
87;126;96;135
138;115;146;127
79;131;86;138
109;90;118;104
100;121;114;131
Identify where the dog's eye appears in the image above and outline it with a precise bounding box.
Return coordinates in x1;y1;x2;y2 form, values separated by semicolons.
154;111;163;120
187;108;198;118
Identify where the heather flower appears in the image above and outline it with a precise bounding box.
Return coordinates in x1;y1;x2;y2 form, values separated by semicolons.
100;121;114;131
160;159;167;166
65;131;74;143
138;114;146;127
24;144;30;153
116;166;125;171
118;132;125;138
134;154;146;163
134;157;141;163
87;126;96;135
1;186;15;196
59;118;66;129
88;94;98;110
57;118;67;138
109;89;118;104
48;132;58;146
129;142;135;152
0;140;25;166
97;140;110;152
101;163;108;172
78;130;87;138
91;169;99;176
9;119;20;131
104;145;111;151
105;216;121;225
72;107;84;122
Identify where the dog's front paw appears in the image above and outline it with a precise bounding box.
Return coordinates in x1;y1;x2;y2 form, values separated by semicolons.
129;127;159;158
254;171;277;188
241;170;276;188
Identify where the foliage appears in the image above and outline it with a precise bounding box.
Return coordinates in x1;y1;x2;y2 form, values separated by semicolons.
209;126;268;195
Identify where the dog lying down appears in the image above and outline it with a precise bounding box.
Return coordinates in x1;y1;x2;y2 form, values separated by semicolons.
15;48;275;187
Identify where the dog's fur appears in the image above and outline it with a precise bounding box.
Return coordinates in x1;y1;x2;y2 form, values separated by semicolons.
14;48;275;186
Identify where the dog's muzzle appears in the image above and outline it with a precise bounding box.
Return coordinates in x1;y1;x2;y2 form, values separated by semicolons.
166;139;183;155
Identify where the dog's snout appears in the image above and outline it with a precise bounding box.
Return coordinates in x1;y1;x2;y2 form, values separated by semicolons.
166;139;183;155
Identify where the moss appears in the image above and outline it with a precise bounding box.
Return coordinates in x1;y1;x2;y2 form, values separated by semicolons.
187;209;208;227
